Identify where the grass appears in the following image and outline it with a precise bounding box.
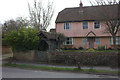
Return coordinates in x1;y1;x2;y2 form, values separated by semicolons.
62;50;120;52
3;63;119;75
2;53;13;58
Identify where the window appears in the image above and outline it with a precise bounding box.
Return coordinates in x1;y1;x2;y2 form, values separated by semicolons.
83;38;87;45
110;37;113;45
116;37;119;45
94;21;100;29
64;23;72;30
110;37;119;45
95;38;100;45
83;22;88;29
64;37;73;45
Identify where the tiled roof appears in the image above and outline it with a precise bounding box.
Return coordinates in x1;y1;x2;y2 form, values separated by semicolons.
38;31;59;40
56;4;119;23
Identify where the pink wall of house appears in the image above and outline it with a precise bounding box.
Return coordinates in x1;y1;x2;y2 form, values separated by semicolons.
73;37;111;49
62;37;112;49
56;21;120;49
56;21;120;37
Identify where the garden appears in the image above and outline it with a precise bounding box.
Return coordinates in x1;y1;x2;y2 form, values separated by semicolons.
2;26;120;69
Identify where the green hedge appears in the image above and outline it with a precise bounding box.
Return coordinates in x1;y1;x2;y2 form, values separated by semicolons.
50;52;119;67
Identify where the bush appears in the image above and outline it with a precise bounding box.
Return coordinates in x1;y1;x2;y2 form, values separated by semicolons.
78;47;83;50
3;27;40;51
87;48;95;52
61;47;78;50
106;47;113;50
73;47;78;50
97;45;105;50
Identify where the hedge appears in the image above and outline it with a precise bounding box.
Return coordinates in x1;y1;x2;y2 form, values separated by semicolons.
49;52;119;67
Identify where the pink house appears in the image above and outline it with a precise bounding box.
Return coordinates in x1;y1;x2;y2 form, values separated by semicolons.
56;2;120;49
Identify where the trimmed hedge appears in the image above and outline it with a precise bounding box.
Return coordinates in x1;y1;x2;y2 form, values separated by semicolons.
49;52;119;67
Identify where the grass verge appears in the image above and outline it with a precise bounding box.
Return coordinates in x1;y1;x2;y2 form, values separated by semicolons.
62;50;120;52
3;63;120;75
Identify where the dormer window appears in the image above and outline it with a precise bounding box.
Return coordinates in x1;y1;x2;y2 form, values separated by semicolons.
64;23;72;30
83;21;88;29
94;21;100;29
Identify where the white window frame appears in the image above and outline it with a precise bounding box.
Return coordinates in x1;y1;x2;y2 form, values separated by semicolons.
83;38;87;45
64;23;72;30
95;38;100;45
83;21;88;29
110;37;119;45
64;37;73;45
94;21;100;29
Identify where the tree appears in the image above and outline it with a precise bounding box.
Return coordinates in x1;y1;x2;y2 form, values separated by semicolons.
89;0;120;50
28;0;54;30
57;33;65;50
3;27;40;51
2;17;29;37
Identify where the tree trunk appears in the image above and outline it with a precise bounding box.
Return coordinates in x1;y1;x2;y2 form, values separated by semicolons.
113;35;117;50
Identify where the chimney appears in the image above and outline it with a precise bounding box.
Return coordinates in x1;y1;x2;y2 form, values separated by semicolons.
118;1;120;19
79;0;83;13
79;0;83;8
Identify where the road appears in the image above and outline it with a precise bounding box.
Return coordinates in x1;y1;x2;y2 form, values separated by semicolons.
2;67;119;78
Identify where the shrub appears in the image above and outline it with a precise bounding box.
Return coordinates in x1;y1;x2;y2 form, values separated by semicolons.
106;47;113;50
87;48;95;52
97;45;105;50
73;47;78;50
78;47;83;50
61;47;78;50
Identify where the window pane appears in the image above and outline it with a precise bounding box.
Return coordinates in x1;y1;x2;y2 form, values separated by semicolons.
64;23;72;30
110;37;119;45
83;38;87;45
94;21;100;29
64;37;73;45
96;38;100;45
110;37;113;45
116;37;119;45
83;22;88;29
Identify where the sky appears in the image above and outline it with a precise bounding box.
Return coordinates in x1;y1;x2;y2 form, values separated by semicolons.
0;0;91;31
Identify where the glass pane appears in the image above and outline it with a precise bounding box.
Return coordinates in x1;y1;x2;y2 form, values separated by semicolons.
110;37;113;44
83;38;87;45
64;37;73;45
116;37;119;45
64;23;71;30
94;21;100;29
83;22;88;29
96;38;100;44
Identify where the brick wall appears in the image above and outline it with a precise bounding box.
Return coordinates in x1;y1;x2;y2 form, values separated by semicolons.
2;45;12;54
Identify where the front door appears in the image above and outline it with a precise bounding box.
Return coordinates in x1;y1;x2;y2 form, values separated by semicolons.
88;37;95;49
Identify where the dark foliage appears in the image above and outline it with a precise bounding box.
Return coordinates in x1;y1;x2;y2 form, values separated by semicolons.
50;52;119;67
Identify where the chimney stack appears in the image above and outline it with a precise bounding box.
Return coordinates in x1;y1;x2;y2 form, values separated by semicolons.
79;0;83;7
118;1;120;19
79;0;83;13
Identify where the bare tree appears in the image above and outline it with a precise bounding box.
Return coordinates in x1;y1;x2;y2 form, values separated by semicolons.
2;17;28;36
89;0;120;49
28;0;54;30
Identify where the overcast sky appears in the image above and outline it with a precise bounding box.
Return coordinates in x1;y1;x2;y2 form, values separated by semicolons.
0;0;91;31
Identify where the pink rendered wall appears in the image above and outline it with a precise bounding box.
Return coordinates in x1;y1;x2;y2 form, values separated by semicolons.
73;37;111;49
56;21;120;49
56;21;120;37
